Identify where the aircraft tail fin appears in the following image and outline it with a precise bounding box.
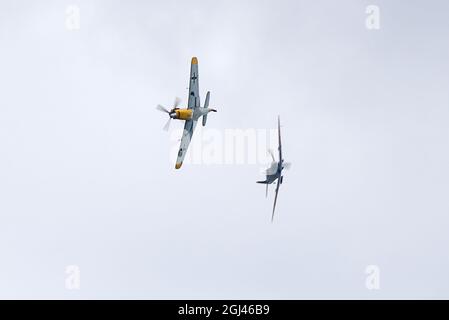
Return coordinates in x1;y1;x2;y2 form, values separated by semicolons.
202;91;210;126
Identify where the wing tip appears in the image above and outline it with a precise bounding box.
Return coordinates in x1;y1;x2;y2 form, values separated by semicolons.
191;57;198;65
175;162;183;169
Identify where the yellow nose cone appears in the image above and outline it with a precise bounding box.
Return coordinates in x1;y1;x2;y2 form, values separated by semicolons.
191;57;198;65
175;162;182;169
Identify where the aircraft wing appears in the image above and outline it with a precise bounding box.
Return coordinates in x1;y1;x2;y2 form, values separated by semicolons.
187;57;200;109
277;115;283;164
271;177;281;222
174;57;201;169
175;119;198;169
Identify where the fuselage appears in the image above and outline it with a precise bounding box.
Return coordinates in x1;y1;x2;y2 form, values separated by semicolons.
261;160;283;184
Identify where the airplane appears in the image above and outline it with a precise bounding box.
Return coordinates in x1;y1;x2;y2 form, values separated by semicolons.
156;57;217;169
257;116;291;222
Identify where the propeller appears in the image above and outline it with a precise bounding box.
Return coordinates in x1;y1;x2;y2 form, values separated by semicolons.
265;165;277;176
156;104;170;114
156;105;172;131
173;97;181;109
283;162;292;170
163;118;172;131
268;149;276;162
156;97;182;131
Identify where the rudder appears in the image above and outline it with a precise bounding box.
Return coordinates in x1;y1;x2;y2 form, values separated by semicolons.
202;91;210;126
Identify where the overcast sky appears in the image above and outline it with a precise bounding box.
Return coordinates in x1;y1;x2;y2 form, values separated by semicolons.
1;0;449;299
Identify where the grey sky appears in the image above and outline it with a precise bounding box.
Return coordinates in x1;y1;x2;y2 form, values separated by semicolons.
0;0;449;299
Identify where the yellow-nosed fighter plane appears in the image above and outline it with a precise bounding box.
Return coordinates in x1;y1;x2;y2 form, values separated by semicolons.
157;57;217;169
